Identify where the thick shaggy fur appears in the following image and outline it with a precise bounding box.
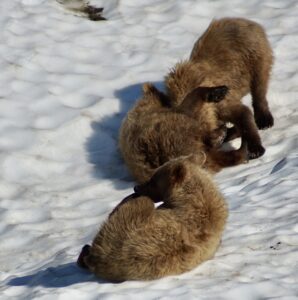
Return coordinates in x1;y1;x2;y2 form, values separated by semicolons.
78;155;228;281
165;17;274;159
119;83;248;183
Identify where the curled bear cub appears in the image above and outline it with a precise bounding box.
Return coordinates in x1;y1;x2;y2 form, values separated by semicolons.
119;83;248;183
77;154;228;281
165;17;274;159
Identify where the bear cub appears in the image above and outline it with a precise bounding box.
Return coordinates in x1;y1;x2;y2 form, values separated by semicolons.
77;154;228;281
165;17;274;159
119;83;248;183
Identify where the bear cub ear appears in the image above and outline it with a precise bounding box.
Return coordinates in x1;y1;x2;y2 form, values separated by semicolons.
142;83;155;94
142;83;171;107
171;164;187;185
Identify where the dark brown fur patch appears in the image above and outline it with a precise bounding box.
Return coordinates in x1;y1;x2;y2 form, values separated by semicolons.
171;164;187;185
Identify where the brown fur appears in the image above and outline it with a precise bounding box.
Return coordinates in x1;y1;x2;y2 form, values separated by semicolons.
165;17;274;159
119;83;248;183
78;155;228;281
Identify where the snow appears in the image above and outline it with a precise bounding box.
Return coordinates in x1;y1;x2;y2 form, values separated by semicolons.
0;0;297;299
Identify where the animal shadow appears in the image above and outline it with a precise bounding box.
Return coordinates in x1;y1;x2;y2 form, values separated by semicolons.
85;81;165;189
6;263;109;288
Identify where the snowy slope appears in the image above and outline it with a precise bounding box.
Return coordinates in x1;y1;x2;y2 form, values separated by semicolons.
0;0;297;299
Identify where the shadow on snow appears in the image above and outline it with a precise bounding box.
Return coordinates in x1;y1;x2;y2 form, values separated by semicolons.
6;262;113;288
85;80;164;189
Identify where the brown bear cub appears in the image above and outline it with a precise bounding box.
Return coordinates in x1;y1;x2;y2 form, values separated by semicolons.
165;17;274;159
119;83;248;183
77;154;228;281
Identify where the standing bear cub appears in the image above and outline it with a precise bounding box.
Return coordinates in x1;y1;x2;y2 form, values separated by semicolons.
119;83;248;183
77;154;228;281
165;17;274;159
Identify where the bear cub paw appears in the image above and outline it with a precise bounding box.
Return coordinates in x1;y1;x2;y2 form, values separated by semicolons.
248;143;265;159
255;110;274;130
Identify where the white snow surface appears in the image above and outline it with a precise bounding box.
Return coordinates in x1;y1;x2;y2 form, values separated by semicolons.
0;0;298;299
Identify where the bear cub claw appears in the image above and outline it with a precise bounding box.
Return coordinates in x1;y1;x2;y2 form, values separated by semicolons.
207;86;229;103
77;244;91;269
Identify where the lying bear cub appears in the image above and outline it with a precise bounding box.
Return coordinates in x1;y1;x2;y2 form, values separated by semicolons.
119;83;248;183
77;154;228;281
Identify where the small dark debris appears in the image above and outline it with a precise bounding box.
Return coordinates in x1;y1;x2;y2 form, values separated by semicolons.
85;5;107;21
270;241;282;250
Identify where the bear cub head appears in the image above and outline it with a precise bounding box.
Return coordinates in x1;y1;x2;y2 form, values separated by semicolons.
134;153;207;203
